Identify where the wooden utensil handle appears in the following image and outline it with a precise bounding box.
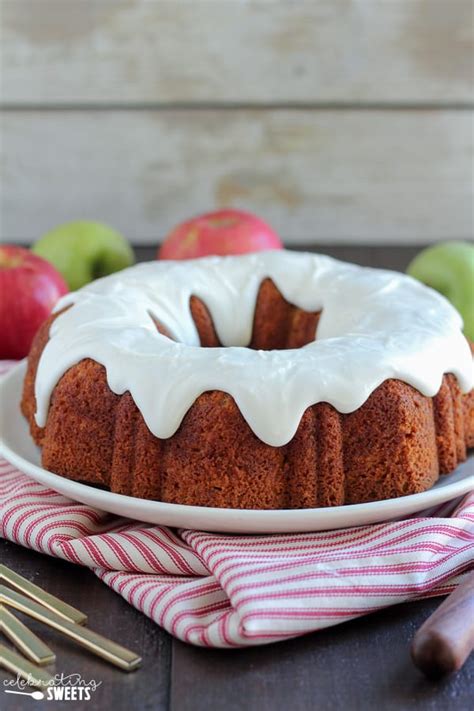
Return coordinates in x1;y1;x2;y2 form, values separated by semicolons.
411;570;474;678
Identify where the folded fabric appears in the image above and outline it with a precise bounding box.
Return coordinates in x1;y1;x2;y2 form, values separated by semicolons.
1;362;473;647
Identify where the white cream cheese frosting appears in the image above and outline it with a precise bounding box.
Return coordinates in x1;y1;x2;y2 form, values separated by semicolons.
34;250;474;447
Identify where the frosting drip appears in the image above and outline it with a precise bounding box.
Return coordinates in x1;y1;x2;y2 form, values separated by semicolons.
34;251;473;447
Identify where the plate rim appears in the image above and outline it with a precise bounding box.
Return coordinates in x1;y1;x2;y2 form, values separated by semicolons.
1;360;473;533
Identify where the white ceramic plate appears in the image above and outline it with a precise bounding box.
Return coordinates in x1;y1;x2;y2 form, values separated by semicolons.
1;361;472;533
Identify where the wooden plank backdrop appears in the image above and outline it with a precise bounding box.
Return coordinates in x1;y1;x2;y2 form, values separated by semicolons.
1;0;473;245
2;0;473;105
2;109;472;244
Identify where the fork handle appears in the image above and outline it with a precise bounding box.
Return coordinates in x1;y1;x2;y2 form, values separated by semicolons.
411;570;474;678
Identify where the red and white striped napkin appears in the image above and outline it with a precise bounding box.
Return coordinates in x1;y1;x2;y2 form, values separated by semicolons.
1;361;473;648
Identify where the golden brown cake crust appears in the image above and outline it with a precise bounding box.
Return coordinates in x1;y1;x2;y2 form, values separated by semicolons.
21;282;474;510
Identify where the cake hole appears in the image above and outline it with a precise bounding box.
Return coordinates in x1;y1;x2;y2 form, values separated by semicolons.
190;278;321;350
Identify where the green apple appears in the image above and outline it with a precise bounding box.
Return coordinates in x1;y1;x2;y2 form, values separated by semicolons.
32;221;135;291
407;241;474;340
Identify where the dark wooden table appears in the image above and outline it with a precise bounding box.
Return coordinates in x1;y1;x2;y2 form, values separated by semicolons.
1;245;473;711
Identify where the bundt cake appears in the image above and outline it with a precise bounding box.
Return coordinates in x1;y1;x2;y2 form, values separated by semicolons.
21;251;474;509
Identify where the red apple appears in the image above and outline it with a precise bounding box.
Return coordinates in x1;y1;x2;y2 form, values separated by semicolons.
0;245;68;359
158;209;283;260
